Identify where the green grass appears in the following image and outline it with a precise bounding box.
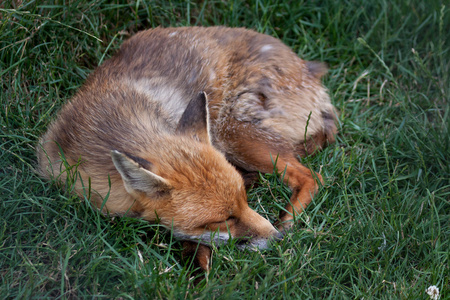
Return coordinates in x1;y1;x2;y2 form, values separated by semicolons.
1;0;449;298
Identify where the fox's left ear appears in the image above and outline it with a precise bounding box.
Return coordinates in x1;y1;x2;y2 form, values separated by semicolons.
176;92;212;145
111;150;172;199
306;61;328;79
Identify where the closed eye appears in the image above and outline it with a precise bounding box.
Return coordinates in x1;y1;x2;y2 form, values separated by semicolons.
204;217;236;231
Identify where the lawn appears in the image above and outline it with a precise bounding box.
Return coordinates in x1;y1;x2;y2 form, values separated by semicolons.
1;0;449;298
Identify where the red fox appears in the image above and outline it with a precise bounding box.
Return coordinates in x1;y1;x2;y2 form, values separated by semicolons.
37;27;336;269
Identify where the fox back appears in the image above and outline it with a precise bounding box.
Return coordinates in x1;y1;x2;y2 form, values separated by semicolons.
97;27;337;157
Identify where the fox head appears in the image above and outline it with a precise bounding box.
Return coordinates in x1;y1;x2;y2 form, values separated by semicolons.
111;93;281;249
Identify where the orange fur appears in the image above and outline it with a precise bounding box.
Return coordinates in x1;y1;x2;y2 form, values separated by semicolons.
37;27;337;269
37;86;280;255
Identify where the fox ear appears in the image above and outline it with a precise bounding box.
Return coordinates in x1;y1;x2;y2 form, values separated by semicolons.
306;61;328;79
176;92;212;145
111;150;172;198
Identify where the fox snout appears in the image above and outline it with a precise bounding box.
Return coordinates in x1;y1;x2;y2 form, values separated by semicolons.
235;228;284;251
177;207;283;250
234;208;283;250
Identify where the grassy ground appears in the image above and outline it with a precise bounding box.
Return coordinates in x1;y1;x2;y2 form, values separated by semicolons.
1;0;449;298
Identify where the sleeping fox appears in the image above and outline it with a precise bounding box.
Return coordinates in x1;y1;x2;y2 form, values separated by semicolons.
37;27;337;269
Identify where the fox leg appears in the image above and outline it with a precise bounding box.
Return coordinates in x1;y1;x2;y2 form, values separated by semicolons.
220;133;322;231
182;241;212;272
252;155;322;230
273;156;323;229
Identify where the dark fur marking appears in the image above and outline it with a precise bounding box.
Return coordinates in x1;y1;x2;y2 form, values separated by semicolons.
306;61;328;79
274;66;284;76
321;111;335;121
258;76;272;89
321;110;338;141
176;92;207;135
123;151;153;171
124;210;143;218
257;92;270;110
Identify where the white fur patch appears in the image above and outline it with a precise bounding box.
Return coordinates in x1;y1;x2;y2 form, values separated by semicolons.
124;78;187;120
209;71;216;82
260;44;273;52
172;231;230;246
173;230;270;250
